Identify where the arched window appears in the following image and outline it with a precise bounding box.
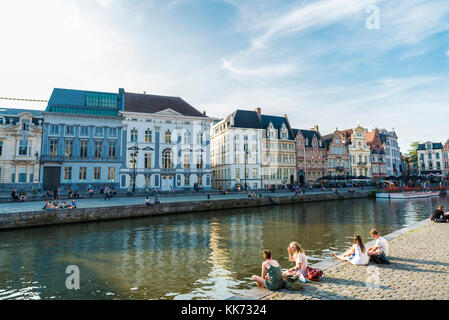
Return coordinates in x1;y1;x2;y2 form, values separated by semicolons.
162;149;173;169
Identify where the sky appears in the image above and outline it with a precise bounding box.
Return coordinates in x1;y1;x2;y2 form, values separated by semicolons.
1;0;449;152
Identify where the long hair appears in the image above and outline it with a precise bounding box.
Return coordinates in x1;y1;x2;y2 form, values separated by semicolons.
354;234;366;253
290;241;305;258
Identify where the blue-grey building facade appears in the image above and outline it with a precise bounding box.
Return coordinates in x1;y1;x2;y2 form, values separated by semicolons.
40;88;125;192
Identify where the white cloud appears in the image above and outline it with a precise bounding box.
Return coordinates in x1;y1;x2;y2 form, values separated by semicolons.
221;59;295;76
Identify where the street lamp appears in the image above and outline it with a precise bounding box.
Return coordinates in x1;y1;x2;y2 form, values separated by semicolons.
244;149;249;190
128;141;140;193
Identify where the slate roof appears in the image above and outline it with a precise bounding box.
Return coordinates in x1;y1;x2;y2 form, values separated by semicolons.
418;142;443;150
0;107;43;117
124;92;207;118
261;115;294;139
292;128;324;147
232;110;262;129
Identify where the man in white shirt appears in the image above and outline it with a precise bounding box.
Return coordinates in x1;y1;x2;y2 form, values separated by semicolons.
367;229;390;264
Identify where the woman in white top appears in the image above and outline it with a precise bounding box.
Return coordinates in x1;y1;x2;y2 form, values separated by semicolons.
331;234;369;266
285;241;308;277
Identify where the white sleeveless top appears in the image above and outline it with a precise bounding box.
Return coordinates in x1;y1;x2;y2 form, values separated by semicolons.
349;244;369;265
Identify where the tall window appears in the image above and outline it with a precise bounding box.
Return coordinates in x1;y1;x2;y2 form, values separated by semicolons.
94;167;101;181
108;167;115;180
144;153;151;168
184;131;191;144
197;175;202;185
145;129;152;143
196;154;203;169
49;140;58;157
162;149;173;169
79;167;87;181
49;124;59;135
95;141;102;159
0;141;3;156
65;140;73;157
65;125;74;136
19;138;28;156
197;132;203;145
108;142;116;159
235;168;240;179
184;154;190;169
185;175;190;186
130;129;138;142
165;130;171;143
80;141;88;158
64;167;72;181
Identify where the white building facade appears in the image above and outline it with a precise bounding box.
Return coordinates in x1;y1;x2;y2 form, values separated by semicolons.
379;130;401;176
120;92;212;191
417;141;443;175
211;110;262;190
0;109;43;191
348;125;371;177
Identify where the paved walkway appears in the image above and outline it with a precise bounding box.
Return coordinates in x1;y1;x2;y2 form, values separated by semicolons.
0;189;369;214
263;221;449;300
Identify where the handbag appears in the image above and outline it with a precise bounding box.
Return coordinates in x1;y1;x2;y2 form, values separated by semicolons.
282;275;302;291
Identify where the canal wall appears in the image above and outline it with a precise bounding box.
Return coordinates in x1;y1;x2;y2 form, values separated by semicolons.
0;191;373;231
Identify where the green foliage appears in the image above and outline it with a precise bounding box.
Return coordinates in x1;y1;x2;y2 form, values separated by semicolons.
406;141;420;164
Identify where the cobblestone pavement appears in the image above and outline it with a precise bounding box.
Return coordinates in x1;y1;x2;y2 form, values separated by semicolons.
264;222;449;300
0;189;364;214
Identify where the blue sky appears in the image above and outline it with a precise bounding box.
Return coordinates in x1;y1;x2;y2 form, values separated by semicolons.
1;0;449;151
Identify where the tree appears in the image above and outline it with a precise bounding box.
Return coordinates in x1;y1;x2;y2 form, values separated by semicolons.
406;141;420;164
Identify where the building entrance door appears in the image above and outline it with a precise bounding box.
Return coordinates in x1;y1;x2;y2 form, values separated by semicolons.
43;166;61;191
161;175;173;190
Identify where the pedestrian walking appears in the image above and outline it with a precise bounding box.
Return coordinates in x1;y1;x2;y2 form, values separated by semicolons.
104;186;111;200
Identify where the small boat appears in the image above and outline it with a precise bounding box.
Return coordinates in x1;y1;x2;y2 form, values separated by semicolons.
376;191;440;199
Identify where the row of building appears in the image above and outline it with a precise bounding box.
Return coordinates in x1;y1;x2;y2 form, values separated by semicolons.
210;108;401;190
0;88;403;192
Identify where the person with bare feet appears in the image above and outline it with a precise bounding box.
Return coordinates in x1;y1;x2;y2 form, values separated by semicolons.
251;249;283;290
331;234;369;265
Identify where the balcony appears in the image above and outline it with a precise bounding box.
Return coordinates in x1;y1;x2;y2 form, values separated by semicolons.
357;162;367;166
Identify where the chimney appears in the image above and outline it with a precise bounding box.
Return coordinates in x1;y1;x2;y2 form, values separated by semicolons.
203;110;206;116
255;107;261;121
312;125;319;132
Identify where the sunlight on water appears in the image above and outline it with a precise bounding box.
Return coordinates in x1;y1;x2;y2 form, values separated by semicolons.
0;196;448;300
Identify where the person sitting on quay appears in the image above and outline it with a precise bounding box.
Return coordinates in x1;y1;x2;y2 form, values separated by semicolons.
59;200;67;209
431;205;449;223
11;189;19;202
285;241;308;281
88;187;94;198
68;199;77;209
110;186;117;197
42;201;52;210
68;188;73;198
73;190;80;199
18;190;26;202
251;249;283;290
367;228;390;264
154;196;160;204
331;234;369;266
51;200;59;209
145;196;151;208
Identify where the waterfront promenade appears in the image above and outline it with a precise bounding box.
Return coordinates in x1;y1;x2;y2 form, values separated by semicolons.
259;220;449;300
0;188;374;214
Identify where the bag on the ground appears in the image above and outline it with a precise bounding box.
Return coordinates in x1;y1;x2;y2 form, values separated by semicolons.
305;266;323;282
282;275;302;291
369;252;390;264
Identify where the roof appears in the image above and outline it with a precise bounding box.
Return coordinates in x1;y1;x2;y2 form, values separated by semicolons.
293;128;324;147
418;142;443;150
0;107;43;117
124;92;207;118
261;115;294;139
232;110;262;129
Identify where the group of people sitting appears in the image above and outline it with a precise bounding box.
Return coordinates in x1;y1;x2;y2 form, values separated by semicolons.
144;196;160;208
42;199;77;210
247;192;259;198
431;205;449;223
331;229;390;265
11;189;26;202
252;241;309;290
252;229;389;291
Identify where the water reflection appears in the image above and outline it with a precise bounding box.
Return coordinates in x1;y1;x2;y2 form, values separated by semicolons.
0;196;448;300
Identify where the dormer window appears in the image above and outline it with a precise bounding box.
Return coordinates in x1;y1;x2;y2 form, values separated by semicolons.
22;119;30;131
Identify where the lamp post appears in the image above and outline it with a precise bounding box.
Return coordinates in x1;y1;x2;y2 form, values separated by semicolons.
128;140;140;193
244;149;249;190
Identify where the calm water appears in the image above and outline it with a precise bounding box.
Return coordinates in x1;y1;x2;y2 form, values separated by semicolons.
0;196;448;300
